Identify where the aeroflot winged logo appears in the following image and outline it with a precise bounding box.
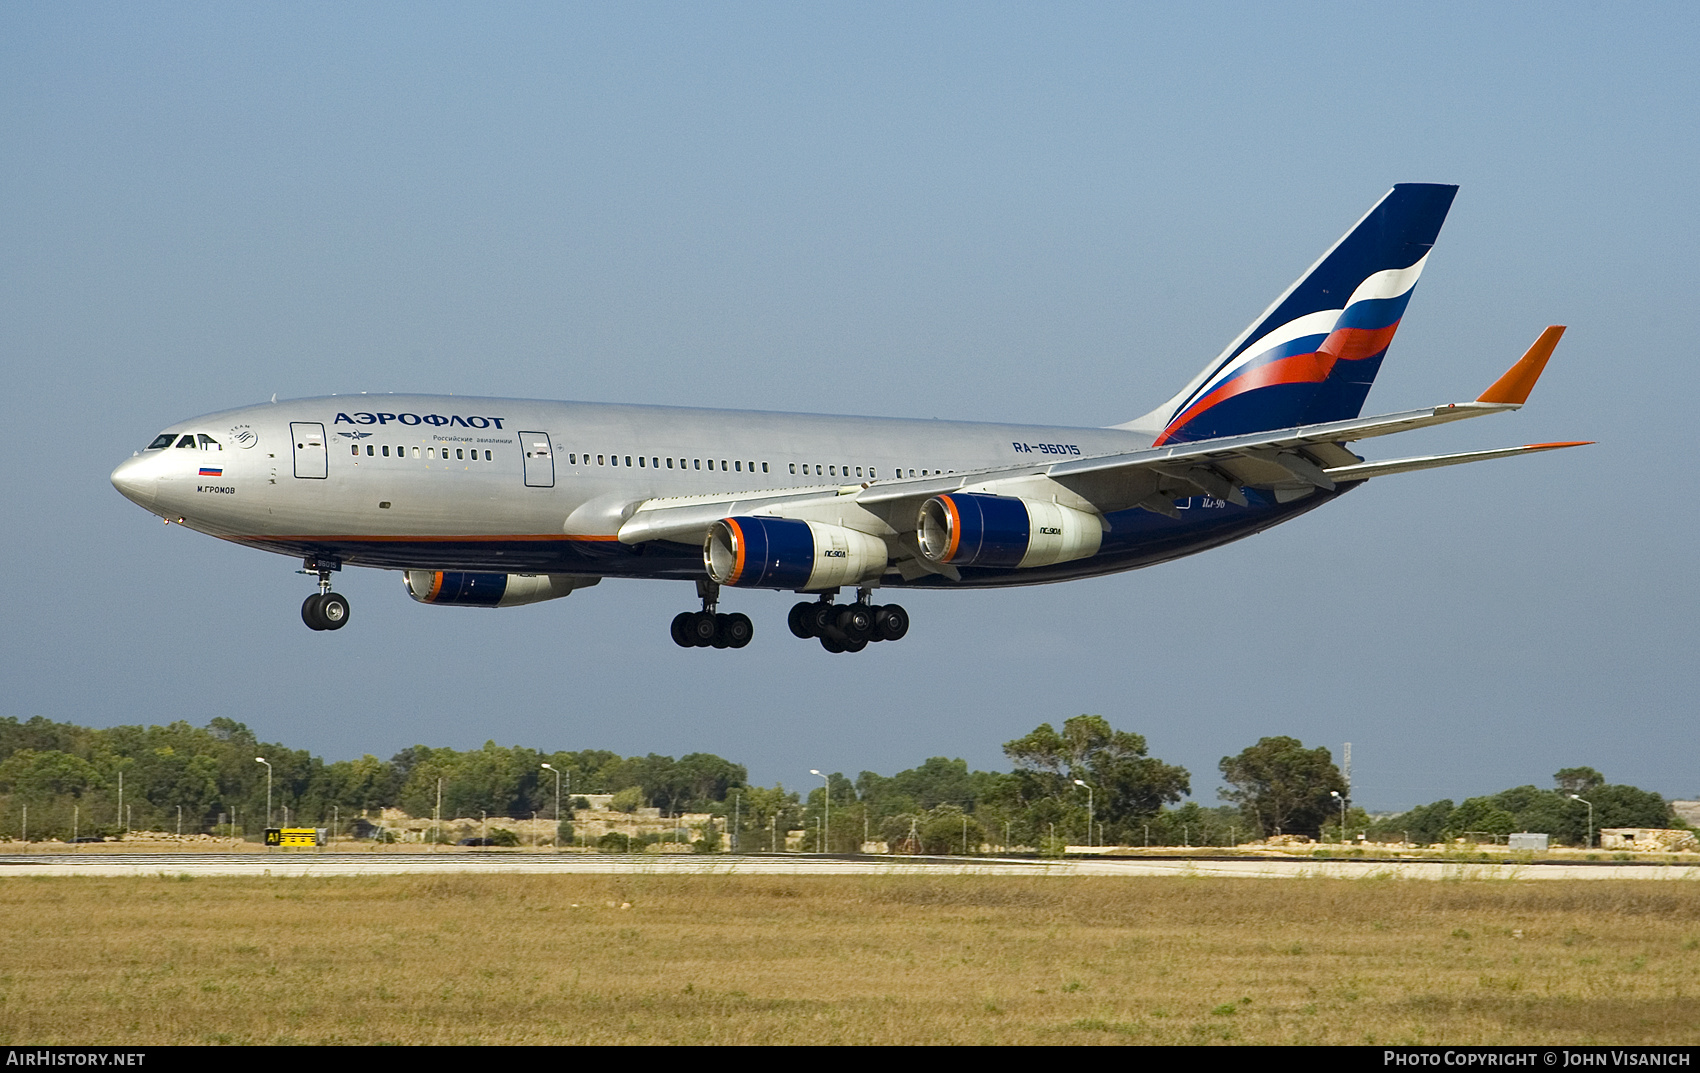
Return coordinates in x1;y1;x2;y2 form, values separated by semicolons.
334;411;508;429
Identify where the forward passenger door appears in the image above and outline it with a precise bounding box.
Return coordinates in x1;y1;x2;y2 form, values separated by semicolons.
520;431;555;488
290;422;327;479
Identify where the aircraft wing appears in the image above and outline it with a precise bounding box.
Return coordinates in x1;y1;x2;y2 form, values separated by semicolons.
618;327;1585;546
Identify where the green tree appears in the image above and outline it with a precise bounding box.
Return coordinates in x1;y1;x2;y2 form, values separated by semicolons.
1218;736;1346;839
1554;766;1606;796
1001;716;1190;844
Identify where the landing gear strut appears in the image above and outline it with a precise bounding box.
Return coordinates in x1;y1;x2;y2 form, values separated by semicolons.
789;588;908;653
300;558;350;632
670;579;752;649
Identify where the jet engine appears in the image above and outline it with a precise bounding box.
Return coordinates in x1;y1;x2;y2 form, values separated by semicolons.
403;571;598;607
917;493;1103;569
705;517;887;590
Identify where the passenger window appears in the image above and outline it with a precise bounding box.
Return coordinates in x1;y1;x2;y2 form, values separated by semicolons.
413;447;421;458
762;462;769;473
639;456;645;467
734;461;741;472
485;451;491;461
598;455;605;465
694;459;701;470
625;456;632;467
829;466;836;477
351;445;359;456
706;460;714;470
382;446;390;457
456;449;464;460
856;467;862;477
652;457;659;468
720;460;728;470
789;464;795;474
366;445;375;456
176;435;197;448
666;458;673;468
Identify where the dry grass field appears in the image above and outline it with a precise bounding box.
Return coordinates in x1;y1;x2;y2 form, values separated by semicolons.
0;872;1696;1045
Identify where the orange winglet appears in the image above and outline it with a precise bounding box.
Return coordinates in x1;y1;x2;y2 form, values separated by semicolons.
1477;326;1566;405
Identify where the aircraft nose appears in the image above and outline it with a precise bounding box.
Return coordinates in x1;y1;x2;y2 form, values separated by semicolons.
110;455;158;508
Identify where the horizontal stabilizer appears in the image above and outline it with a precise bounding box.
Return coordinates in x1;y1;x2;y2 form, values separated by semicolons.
1323;441;1592;482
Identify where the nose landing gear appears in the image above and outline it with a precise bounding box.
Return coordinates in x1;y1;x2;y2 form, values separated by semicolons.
670;579;752;649
300;558;350;631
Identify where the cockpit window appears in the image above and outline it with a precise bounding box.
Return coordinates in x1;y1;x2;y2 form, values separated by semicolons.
176;435;197;448
147;434;176;450
197;434;222;450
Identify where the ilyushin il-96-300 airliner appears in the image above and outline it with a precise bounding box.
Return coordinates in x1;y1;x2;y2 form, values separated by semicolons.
112;184;1585;652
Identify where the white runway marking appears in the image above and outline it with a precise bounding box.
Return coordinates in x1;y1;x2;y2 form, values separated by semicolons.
0;853;1695;880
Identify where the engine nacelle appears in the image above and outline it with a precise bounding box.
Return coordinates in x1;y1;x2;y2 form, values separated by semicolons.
705;517;888;590
403;571;598;608
917;493;1103;569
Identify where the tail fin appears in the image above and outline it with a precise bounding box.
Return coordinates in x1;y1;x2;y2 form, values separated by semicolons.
1126;183;1458;445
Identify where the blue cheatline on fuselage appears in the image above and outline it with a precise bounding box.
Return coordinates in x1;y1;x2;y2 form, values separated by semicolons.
226;484;1352;589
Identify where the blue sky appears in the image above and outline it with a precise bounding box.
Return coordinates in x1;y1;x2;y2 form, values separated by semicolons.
3;4;1695;810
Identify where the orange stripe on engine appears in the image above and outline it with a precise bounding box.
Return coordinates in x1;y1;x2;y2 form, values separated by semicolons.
727;519;747;585
426;571;444;602
942;495;962;563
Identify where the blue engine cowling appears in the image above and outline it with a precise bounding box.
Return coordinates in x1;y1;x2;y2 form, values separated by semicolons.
917;493;1103;569
704;517;887;590
403;571;597;607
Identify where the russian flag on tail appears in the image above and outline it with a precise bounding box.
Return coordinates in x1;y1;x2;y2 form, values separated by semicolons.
1148;183;1458;446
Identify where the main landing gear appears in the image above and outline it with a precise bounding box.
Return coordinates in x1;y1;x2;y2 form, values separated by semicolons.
300;559;350;632
788;589;909;654
670;580;752;649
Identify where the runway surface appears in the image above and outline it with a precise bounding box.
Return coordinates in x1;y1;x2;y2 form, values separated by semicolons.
1;852;1696;880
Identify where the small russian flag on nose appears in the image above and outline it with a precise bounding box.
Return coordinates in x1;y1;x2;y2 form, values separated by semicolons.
199;467;223;476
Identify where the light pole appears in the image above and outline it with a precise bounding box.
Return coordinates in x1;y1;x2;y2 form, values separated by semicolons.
255;758;273;829
810;769;829;853
1570;794;1595;849
1073;779;1094;848
1331;790;1347;843
541;764;562;848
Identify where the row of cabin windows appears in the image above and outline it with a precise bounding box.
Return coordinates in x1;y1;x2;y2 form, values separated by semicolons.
570;454;774;474
350;444;491;461
561;454;947;481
